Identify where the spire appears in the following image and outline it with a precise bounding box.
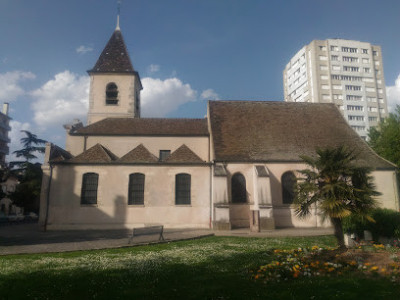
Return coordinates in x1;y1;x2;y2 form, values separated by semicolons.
88;29;135;74
116;1;121;31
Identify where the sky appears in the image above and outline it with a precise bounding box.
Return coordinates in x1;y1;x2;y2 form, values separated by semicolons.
1;0;400;162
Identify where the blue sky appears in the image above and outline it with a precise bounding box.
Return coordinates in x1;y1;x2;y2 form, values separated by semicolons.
1;0;399;161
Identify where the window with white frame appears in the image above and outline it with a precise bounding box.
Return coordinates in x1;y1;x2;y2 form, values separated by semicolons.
345;85;361;91
346;95;362;101
348;115;364;121
347;105;363;111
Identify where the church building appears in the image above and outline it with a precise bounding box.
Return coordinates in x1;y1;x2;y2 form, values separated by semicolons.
38;24;399;231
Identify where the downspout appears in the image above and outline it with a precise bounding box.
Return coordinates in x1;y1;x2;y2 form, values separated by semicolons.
43;163;53;232
210;162;213;229
84;135;88;151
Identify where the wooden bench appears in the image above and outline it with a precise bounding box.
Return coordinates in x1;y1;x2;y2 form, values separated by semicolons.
129;225;165;244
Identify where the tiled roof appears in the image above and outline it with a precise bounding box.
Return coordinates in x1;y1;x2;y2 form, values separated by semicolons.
73;118;209;136
88;29;135;73
209;101;395;169
69;144;118;163
49;144;73;162
164;144;204;163
118;144;158;163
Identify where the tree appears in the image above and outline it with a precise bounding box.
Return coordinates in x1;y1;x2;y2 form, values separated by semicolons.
9;131;47;213
368;105;400;167
12;130;47;166
294;146;379;249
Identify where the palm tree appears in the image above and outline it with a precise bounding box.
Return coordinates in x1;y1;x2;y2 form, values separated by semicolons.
294;146;379;249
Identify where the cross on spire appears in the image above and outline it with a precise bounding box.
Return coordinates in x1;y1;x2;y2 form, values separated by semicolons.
116;0;121;31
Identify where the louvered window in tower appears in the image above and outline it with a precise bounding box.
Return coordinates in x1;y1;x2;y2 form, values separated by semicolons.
106;83;119;105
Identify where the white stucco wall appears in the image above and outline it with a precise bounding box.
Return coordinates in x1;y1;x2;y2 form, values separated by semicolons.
88;73;141;124
372;170;399;210
45;164;211;230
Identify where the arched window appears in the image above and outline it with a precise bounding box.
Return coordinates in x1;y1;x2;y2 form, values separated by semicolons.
106;82;119;105
231;173;247;203
128;173;145;205
281;171;296;204
175;173;191;205
81;173;99;205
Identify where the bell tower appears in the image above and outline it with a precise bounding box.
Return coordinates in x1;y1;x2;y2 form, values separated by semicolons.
87;18;142;124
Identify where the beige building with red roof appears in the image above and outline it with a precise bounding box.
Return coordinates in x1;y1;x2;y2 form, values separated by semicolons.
38;26;399;231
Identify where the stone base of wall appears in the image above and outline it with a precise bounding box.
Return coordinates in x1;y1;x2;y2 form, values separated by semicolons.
212;221;231;230
260;217;275;230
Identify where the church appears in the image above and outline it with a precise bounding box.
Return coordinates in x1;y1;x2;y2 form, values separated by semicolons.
38;24;399;231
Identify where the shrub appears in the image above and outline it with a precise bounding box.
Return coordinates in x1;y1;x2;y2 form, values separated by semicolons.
343;208;400;240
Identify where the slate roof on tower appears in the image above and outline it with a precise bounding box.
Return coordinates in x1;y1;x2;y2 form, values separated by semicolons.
88;29;135;74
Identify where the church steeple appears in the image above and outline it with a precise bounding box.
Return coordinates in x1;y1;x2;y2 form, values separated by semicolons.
88;29;135;74
87;19;143;125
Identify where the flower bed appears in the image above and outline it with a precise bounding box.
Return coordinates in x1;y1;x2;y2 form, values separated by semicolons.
252;245;400;283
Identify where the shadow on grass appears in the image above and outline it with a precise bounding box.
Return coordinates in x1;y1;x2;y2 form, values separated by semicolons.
1;248;400;299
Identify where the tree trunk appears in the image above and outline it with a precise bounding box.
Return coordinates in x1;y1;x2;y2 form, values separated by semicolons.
331;217;346;249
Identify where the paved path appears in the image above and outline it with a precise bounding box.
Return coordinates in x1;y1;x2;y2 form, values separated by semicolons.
0;223;333;255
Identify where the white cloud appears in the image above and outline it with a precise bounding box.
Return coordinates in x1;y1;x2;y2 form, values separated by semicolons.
141;77;197;117
0;71;36;101
76;45;94;54
386;74;400;112
201;89;219;100
147;64;160;74
7;120;32;162
30;71;89;128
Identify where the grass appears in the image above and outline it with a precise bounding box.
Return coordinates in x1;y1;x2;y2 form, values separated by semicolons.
1;235;399;299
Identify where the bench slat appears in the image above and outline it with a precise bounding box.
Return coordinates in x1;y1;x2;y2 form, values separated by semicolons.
129;225;165;243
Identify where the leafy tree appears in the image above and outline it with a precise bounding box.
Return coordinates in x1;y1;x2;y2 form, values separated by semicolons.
9;131;47;213
294;146;379;249
368;105;400;167
11;163;42;213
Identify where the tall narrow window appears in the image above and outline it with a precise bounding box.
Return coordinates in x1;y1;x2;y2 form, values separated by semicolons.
282;171;296;204
175;173;191;205
81;173;99;205
128;173;145;205
231;173;247;203
106;82;119;105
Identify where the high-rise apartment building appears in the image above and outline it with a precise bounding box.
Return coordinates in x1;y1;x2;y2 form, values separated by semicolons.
0;103;11;167
283;39;387;139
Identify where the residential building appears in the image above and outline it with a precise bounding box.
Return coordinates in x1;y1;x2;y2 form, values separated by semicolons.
283;39;388;140
0;103;11;166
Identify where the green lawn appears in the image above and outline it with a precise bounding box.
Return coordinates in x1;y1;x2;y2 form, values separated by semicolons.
1;236;399;299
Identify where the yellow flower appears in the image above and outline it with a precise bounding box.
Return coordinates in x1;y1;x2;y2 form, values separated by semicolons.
371;266;379;271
